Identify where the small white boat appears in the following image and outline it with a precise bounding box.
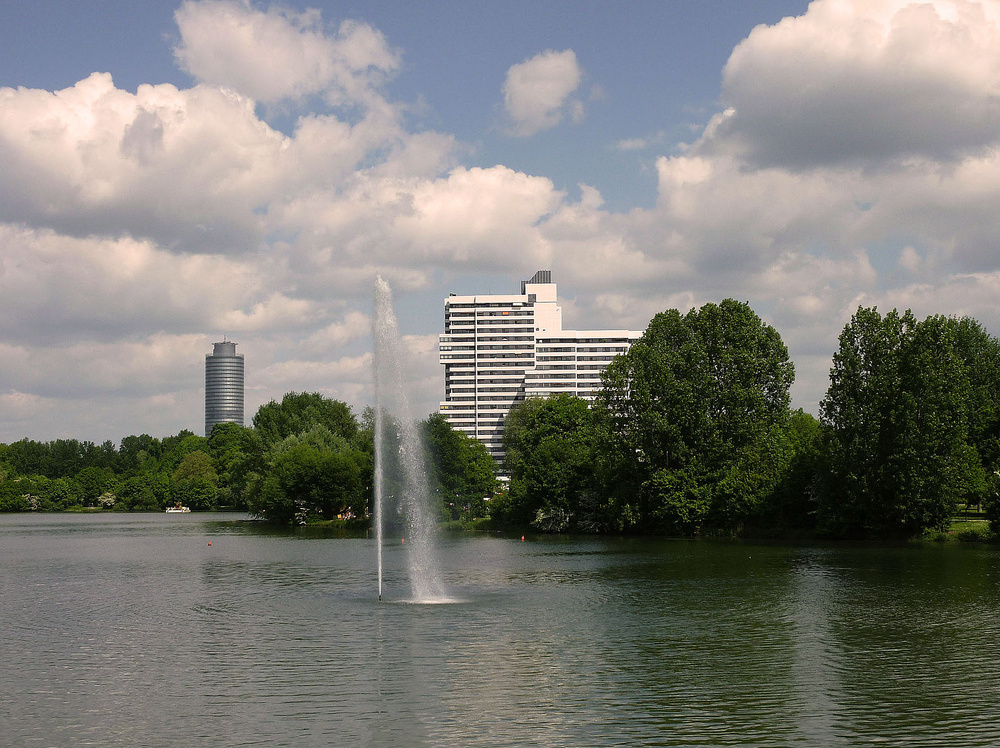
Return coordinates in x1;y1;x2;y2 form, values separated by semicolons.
165;505;191;513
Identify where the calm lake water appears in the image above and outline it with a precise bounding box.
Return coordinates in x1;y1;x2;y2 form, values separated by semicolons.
2;513;1000;747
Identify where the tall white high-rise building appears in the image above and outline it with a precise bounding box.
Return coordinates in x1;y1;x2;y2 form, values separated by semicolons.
439;271;641;462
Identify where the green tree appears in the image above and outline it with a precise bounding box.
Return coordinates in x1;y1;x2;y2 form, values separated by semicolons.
46;477;83;510
820;308;986;536
118;434;162;476
118;475;163;511
595;299;794;533
250;440;365;524
159;432;208;470
253;392;359;445
48;439;84;477
209;423;262;509
761;410;824;531
169;450;219;510
74;466;117;506
500;394;597;530
173;451;218;484
171;478;217;510
5;439;51;477
946;317;1000;512
422;413;497;519
0;480;31;512
247;424;369;524
893;316;975;531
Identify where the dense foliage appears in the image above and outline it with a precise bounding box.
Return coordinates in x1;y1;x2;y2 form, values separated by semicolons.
494;301;1000;539
820;309;1000;537
492;300;804;534
0;392;497;526
592;299;797;534
422;413;499;520
497;394;599;531
0;430;210;512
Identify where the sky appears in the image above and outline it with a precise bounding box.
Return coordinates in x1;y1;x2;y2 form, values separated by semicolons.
2;0;1000;444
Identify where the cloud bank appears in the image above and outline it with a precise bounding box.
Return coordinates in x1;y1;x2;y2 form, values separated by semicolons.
2;0;1000;443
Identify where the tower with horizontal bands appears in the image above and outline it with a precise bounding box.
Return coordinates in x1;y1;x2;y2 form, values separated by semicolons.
205;340;244;436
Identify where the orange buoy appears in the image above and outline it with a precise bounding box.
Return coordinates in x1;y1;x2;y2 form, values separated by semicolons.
208;542;212;546
401;537;405;544
521;535;525;542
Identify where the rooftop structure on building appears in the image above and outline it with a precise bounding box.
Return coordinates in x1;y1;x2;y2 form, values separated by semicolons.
205;339;244;437
439;271;641;463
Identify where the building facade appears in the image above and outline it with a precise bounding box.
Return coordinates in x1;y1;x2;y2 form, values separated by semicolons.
439;271;641;462
205;340;244;436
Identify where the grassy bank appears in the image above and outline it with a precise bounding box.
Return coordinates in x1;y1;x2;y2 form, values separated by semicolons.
923;517;995;543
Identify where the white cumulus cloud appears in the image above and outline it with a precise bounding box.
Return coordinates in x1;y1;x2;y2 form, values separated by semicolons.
502;49;584;136
5;0;1000;439
173;0;400;106
704;0;1000;168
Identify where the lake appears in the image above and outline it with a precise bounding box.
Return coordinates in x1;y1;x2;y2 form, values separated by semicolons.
2;512;999;747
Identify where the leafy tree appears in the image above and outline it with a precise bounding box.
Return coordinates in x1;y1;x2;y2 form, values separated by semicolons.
253;392;359;445
159;432;209;473
118;475;165;511
209;423;262;509
93;440;120;472
161;429;197;452
0;481;31;512
171;477;218;510
0;437;120;479
500;394;596;530
640;468;711;536
893;316;975;530
247;423;370;524
74;466;117;506
47;478;83;510
243;392;371;523
595;299;794;533
820;308;988;536
170;450;219;511
118;434;162;475
4;439;51;477
761;410;824;531
422;413;497;519
250;439;365;524
48;439;85;477
947;317;1000;512
173;451;218;485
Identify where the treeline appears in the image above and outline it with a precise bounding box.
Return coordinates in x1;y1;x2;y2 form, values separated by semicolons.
6;301;1000;540
0;392;498;524
494;301;1000;540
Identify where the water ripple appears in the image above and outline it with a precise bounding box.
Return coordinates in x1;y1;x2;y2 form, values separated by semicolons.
4;518;1000;746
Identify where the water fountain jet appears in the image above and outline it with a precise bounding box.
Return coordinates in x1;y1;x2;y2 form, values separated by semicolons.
373;277;448;603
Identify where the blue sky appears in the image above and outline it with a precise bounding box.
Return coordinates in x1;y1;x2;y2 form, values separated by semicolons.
1;1;810;211
1;0;999;442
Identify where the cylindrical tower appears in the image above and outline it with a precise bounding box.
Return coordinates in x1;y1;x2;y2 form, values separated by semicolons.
205;340;244;436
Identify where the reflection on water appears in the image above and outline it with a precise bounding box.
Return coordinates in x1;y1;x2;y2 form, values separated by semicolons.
2;514;1000;747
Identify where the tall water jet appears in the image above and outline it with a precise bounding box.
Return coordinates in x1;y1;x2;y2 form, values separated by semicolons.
373;277;448;602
